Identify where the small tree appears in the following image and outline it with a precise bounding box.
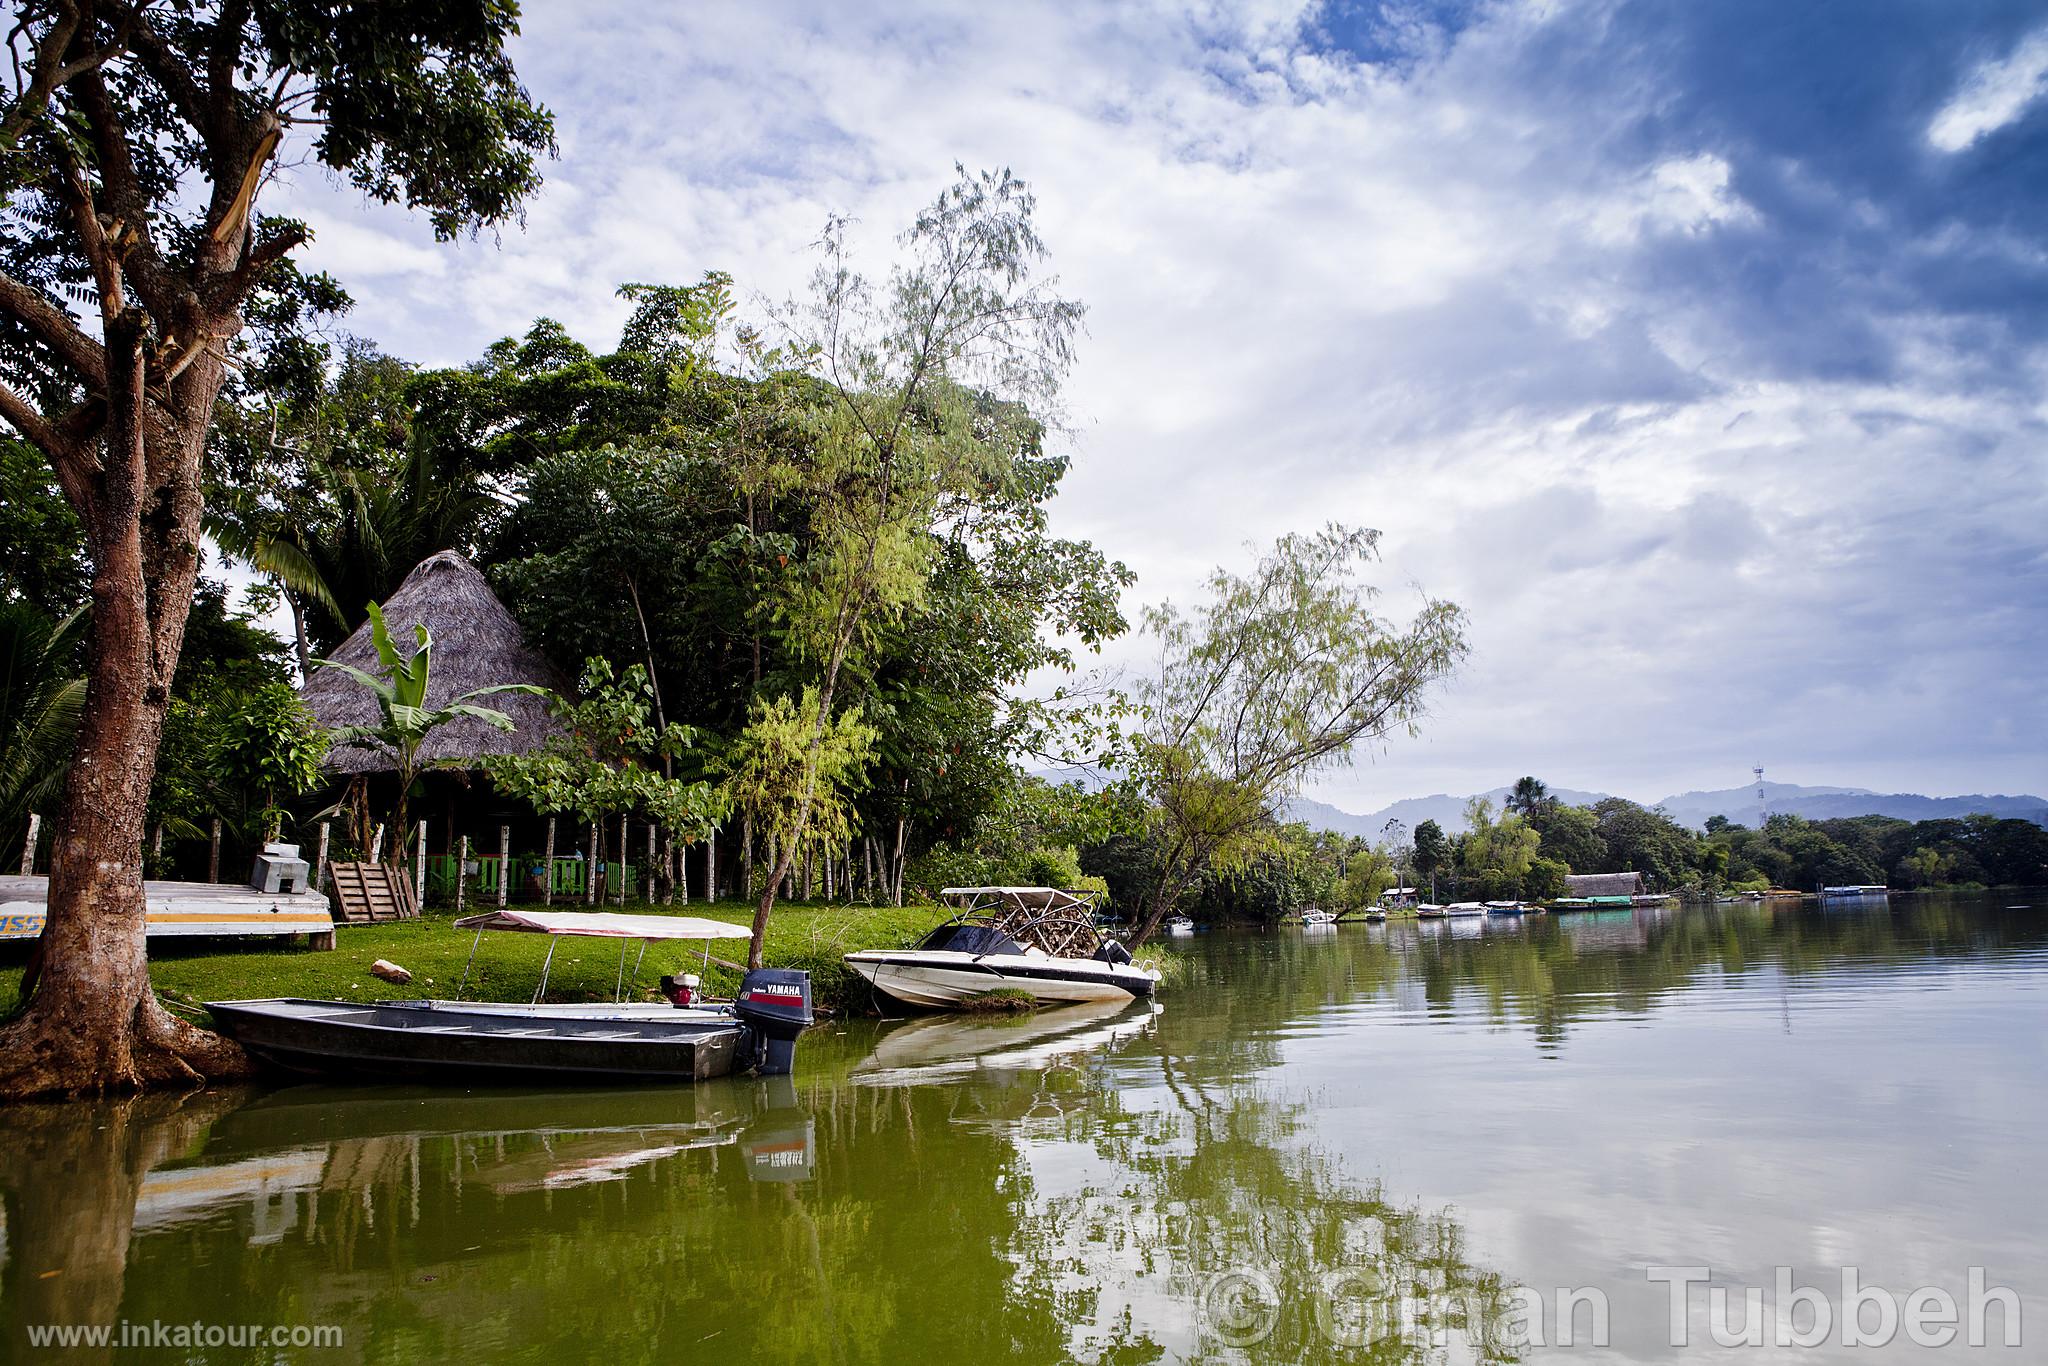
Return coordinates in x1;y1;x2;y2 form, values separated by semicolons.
483;658;724;896
1412;819;1449;901
317;604;542;861
207;681;327;842
719;690;876;940
735;167;1083;965
1128;525;1466;944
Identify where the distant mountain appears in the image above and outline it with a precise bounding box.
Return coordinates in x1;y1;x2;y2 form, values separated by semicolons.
1287;782;2048;836
1284;785;1612;838
1654;782;1871;830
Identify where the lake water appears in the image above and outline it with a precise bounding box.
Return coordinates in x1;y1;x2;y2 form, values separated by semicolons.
2;892;2041;1362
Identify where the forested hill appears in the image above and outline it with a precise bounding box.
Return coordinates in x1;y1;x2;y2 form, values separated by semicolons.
1289;784;2048;835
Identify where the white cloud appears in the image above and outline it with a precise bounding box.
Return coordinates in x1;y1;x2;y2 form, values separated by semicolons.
1927;26;2048;152
262;0;2048;810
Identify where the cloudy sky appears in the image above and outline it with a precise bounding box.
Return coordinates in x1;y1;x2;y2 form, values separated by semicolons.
268;0;2048;813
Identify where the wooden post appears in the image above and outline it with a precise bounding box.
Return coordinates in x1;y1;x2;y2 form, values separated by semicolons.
370;823;385;864
150;822;164;874
208;816;222;882
705;833;716;905
455;835;469;914
586;821;598;905
542;815;557;906
414;820;427;908
498;825;511;908
19;813;39;875
314;822;331;893
618;812;629;907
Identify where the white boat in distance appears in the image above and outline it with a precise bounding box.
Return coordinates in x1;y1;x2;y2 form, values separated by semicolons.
1300;908;1337;927
845;887;1163;1010
1166;915;1195;935
1444;902;1487;917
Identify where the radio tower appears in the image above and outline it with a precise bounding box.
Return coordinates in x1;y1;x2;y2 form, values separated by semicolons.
1753;763;1767;828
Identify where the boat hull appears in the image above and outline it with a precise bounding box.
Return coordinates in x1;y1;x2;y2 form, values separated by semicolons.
844;952;1158;1009
208;998;746;1084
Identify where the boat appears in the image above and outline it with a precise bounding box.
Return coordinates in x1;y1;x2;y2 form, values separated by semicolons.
1363;907;1388;923
1819;884;1889;900
1444;902;1486;917
1300;907;1337;927
1415;904;1448;919
1166;915;1195;936
1484;901;1527;915
844;887;1163;1010
208;910;814;1084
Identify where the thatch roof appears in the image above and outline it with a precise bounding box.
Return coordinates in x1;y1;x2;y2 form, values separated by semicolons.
301;551;568;775
1564;872;1646;897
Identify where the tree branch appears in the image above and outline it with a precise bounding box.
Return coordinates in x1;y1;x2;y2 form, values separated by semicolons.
0;267;107;389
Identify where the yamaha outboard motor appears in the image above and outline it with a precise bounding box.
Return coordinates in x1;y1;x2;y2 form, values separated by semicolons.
1093;939;1133;967
734;968;814;1076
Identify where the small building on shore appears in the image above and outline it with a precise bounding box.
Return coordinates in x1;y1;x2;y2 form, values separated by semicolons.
1563;872;1647;899
300;551;571;891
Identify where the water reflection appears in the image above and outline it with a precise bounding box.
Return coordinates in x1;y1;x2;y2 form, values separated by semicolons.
0;894;2039;1363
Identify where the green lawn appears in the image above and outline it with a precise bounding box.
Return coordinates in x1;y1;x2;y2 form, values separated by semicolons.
0;900;952;1022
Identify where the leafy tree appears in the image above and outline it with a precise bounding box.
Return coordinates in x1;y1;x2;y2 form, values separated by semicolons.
730;168;1088;966
718;689;877;910
1339;846;1396;909
0;0;552;1095
482;658;724;896
1524;855;1570;901
0;439;85;613
1457;797;1539;899
1590;798;1703;889
1527;800;1605;872
317;603;544;862
205;682;326;842
1127;524;1466;942
1412;818;1449;899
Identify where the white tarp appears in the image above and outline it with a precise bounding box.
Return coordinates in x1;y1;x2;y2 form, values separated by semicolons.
454;909;752;941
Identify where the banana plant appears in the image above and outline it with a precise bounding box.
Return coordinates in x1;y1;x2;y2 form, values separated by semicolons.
313;602;547;863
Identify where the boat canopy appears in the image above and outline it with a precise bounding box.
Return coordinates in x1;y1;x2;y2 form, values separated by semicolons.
939;886;1098;912
455;910;752;940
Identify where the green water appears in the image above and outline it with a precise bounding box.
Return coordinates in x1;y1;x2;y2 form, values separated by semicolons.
2;892;2042;1362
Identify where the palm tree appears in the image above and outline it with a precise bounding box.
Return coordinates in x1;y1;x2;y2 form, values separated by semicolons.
313;602;545;862
1507;775;1550;818
0;603;85;849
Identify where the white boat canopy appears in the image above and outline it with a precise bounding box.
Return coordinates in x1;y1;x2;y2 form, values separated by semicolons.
453;910;753;1003
456;909;752;940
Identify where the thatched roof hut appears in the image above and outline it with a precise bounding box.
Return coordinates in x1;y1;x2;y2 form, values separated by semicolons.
301;551;568;775
1564;872;1647;897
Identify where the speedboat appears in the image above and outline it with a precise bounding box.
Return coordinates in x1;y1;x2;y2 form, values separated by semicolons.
209;910;813;1084
1300;907;1337;927
1166;915;1195;936
844;887;1162;1009
1445;902;1486;917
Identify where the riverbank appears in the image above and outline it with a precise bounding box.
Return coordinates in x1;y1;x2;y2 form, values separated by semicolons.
0;900;953;1022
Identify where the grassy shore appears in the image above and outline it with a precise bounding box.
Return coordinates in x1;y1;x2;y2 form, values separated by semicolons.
0;899;953;1022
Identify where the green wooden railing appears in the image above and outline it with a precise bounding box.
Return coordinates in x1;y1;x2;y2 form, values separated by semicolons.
425;855;637;902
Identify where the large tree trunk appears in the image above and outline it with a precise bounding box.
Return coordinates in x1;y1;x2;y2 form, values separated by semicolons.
0;330;251;1098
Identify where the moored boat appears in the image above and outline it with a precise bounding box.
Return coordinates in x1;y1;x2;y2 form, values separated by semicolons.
1300;907;1337;927
845;887;1162;1010
1166;915;1196;935
1444;902;1486;917
1415;903;1448;919
209;910;813;1084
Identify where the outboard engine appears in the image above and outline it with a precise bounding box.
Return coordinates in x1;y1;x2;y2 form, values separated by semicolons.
734;968;814;1076
1093;939;1133;967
